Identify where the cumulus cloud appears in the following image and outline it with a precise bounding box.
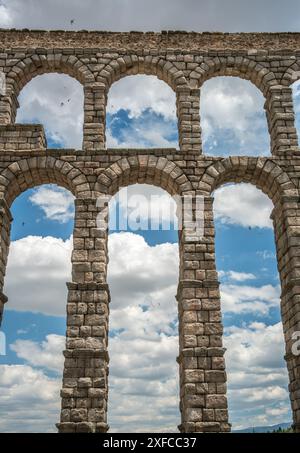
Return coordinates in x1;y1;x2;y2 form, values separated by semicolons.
11;334;65;373
214;183;273;229
201;77;270;156
110;184;178;231
29;185;75;224
108;333;180;432
4;235;72;316
108;232;178;312
221;283;280;315
224;322;291;428
108;75;176;120
0;364;60;433
107;232;180;431
219;270;256;282
2;318;291;432
107;111;178;149
16;73;84;149
106;76;178;148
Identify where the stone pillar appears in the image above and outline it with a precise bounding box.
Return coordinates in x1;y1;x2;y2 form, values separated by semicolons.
83;83;107;150
57;198;110;433
177;196;230;433
272;196;300;433
0;198;12;325
0;84;19;125
265;85;298;155
177;86;201;153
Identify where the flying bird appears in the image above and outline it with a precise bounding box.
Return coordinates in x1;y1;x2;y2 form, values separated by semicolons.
70;19;75;25
60;102;64;107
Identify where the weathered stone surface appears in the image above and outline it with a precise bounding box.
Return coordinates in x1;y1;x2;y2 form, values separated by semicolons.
0;28;299;434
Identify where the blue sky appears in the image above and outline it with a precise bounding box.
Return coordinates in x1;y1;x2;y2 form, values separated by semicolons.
0;0;300;434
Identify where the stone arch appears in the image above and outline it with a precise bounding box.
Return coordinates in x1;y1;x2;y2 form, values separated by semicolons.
0;156;91;206
4;54;95;125
7;54;95;95
99;56;188;92
199;156;297;205
95;156;193;197
101;59;188;151
192;57;277;96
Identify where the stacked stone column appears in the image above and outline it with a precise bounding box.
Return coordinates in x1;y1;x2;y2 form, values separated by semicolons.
83;83;107;150
265;85;298;154
0;198;12;325
177;87;201;153
57;198;110;433
177;195;230;433
272;196;300;433
0;83;19;125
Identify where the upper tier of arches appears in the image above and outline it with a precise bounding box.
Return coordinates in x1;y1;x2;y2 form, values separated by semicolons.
1;51;300;155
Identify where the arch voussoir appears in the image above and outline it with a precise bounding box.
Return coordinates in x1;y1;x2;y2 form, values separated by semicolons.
193;56;277;96
95;156;192;197
201;156;297;205
0;157;91;206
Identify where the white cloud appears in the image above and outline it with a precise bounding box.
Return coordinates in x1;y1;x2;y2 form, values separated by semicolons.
110;185;178;231
0;364;60;433
106;113;178;149
224;322;291;429
108;333;179;433
108;75;176;120
106;75;178;149
4;235;72;316
201;77;270;156
11;334;65;373
221;283;280;315
219;270;256;282
29;185;75;223
16;73;84;149
214;183;273;229
108;232;178;313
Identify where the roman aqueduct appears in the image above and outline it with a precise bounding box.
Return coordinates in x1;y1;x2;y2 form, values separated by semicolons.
0;29;299;432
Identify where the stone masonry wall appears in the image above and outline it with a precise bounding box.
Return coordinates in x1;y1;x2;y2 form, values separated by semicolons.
0;29;299;433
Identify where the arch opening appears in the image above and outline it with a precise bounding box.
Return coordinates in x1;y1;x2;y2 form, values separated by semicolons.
15;73;84;149
213;182;292;431
0;183;74;432
107;183;180;432
200;77;270;157
106;75;179;149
